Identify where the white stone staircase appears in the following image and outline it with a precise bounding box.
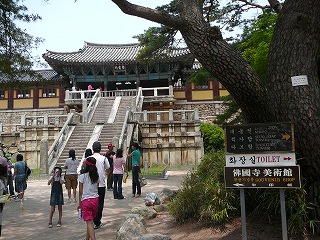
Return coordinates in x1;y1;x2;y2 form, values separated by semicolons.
55;96;133;166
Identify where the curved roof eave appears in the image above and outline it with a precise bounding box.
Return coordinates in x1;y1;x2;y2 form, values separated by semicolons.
43;41;192;66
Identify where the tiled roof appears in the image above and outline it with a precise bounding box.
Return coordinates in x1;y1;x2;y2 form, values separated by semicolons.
35;69;60;81
192;60;202;70
0;69;59;83
43;42;191;64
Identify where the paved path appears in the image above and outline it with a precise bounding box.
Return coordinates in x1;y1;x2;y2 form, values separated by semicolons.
2;171;187;240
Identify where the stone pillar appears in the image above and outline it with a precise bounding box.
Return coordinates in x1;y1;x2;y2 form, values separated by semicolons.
21;114;26;126
40;138;49;174
82;99;87;123
169;85;173;96
65;90;70;100
112;136;119;149
44;114;49;125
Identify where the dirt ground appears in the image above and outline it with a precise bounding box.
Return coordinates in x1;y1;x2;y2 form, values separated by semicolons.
2;170;317;240
146;210;318;240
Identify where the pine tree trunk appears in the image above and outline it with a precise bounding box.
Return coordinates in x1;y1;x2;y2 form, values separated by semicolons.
268;0;320;220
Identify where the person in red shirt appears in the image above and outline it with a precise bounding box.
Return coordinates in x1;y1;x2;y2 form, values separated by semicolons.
104;143;115;191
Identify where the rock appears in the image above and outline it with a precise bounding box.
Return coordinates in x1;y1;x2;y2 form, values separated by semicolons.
152;204;165;213
138;234;172;240
116;214;147;240
158;188;177;204
131;206;157;220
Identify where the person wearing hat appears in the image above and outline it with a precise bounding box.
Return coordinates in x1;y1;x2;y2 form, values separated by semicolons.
47;165;64;228
0;156;7;236
104;143;115;191
13;154;27;201
91;141;110;229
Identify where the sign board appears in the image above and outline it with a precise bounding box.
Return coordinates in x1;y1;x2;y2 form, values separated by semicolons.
225;123;294;153
224;166;301;188
225;153;296;167
113;64;126;72
291;75;308;86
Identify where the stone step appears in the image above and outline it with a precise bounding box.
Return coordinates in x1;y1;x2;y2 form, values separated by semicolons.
56;96;134;166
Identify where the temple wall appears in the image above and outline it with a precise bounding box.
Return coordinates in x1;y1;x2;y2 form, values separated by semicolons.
140;121;203;167
0;108;65;125
174;100;224;122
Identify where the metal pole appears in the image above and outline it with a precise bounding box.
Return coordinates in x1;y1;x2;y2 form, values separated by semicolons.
280;188;288;240
240;188;247;240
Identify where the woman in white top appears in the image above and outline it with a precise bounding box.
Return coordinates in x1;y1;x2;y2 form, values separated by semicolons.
64;149;80;203
78;157;99;240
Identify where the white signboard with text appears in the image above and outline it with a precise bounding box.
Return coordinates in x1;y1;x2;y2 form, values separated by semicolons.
291;75;308;86
225;153;296;167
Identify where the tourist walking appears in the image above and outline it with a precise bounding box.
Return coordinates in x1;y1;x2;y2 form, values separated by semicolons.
78;156;99;240
13;154;27;201
48;166;64;228
127;142;141;198
64;149;80;203
0;157;8;237
5;154;14;196
104;143;115;191
91;141;110;229
113;148;128;199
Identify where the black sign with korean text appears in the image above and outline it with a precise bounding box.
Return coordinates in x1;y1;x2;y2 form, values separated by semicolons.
113;64;126;72
224;166;301;188
225;123;294;153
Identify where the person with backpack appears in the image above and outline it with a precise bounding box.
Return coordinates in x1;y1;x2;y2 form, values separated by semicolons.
78;156;99;240
13;154;27;201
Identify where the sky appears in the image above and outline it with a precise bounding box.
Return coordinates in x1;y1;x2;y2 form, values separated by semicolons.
18;0;170;69
18;0;266;70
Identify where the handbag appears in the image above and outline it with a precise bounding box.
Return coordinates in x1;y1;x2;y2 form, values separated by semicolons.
123;172;128;183
138;172;147;187
25;163;31;179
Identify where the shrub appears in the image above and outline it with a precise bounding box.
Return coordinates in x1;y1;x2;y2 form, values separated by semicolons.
168;151;239;223
246;187;319;236
200;123;224;153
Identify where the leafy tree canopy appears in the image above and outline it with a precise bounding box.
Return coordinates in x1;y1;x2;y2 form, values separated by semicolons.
0;0;43;79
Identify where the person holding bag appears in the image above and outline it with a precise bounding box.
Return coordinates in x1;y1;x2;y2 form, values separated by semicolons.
127;142;141;198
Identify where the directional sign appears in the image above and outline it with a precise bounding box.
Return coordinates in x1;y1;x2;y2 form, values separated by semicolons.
225;153;296;167
224;166;301;189
225;123;294;153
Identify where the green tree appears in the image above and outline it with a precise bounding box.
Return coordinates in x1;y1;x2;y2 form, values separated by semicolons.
0;0;43;78
111;0;320;223
235;11;277;84
200;123;224;153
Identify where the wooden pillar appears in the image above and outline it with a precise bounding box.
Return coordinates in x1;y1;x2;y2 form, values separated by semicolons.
33;88;39;109
8;90;13;110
